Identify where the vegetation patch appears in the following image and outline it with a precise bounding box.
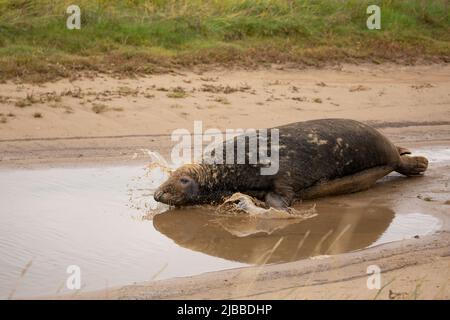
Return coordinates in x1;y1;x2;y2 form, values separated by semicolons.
0;0;448;82
167;87;188;98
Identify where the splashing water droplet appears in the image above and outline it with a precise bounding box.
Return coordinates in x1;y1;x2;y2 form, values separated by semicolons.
127;149;180;219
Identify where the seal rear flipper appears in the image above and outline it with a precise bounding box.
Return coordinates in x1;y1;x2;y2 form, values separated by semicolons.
395;155;428;176
396;146;412;155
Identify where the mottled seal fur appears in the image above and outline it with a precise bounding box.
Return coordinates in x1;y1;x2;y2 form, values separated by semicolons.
154;119;428;210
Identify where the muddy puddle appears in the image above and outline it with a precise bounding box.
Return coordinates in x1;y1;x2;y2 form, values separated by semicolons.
0;146;447;298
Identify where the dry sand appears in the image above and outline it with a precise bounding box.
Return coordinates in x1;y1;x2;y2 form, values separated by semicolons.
1;63;449;299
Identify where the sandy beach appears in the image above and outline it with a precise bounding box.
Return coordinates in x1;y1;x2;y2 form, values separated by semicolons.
1;63;449;299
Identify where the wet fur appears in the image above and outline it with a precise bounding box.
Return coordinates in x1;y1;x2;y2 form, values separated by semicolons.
154;119;428;208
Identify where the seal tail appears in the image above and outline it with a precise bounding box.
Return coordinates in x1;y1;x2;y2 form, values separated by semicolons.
395;154;428;176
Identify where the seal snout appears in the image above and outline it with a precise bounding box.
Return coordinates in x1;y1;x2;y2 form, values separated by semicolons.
153;190;165;203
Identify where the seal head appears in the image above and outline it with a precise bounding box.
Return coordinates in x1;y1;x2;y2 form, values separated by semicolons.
154;166;200;206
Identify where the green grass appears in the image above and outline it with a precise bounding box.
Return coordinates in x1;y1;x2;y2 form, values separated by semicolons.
0;0;449;82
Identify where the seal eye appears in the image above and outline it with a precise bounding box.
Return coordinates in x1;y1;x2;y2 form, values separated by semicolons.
180;178;190;185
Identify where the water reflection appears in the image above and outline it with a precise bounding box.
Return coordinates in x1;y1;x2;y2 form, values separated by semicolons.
153;204;395;264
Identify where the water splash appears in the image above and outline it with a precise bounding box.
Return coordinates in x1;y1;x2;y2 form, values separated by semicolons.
216;192;317;220
127;149;178;219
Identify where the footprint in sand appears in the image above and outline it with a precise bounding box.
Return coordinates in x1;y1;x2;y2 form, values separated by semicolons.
411;83;434;90
349;85;371;92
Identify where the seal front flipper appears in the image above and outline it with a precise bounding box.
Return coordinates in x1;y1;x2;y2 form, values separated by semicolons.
264;179;295;211
265;192;290;210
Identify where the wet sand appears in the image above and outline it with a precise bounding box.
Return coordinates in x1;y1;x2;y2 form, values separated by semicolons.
1;63;449;299
83;233;450;300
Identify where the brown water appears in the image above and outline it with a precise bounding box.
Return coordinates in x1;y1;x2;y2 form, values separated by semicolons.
0;162;443;299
